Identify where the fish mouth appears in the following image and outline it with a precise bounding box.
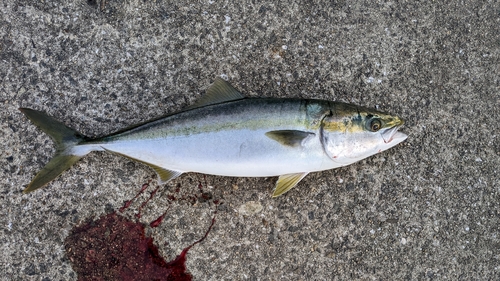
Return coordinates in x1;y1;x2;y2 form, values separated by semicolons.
381;125;407;144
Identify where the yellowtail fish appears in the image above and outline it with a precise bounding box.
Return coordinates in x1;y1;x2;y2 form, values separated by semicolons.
20;78;407;197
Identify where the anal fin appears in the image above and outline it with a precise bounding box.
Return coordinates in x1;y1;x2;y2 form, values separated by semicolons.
272;172;309;197
150;165;183;184
102;148;183;184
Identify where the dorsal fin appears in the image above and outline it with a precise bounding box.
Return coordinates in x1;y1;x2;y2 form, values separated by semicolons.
186;78;244;109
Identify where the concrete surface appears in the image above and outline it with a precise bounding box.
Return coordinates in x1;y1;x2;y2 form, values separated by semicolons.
1;0;499;280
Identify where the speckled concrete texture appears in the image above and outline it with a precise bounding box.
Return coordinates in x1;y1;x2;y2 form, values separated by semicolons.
1;0;499;280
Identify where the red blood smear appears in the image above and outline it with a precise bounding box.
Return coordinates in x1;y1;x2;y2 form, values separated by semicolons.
197;175;207;190
135;185;161;219
66;180;220;280
166;216;216;271
65;212;215;281
119;182;150;213
150;206;170;228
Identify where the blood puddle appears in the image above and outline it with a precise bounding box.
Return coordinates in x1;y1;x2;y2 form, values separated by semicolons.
64;180;219;281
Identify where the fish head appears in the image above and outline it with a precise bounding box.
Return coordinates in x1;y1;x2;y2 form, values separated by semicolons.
320;103;407;165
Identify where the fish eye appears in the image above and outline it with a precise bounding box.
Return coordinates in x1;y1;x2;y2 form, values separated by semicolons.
368;118;382;132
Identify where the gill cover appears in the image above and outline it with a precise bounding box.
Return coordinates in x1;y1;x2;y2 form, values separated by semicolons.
320;107;406;165
320;113;372;164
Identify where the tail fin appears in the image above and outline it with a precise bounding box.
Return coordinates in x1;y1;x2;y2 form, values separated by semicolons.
19;108;89;193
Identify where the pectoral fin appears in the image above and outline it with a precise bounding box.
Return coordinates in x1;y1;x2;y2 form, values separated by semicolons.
102;148;183;184
272;172;309;197
265;130;314;147
186;78;244;109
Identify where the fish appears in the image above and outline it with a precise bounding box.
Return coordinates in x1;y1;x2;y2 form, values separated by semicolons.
19;78;407;197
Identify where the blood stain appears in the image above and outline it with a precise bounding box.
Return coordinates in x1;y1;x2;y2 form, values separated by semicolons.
64;181;220;281
135;185;162;219
150;207;170;228
119;181;150;213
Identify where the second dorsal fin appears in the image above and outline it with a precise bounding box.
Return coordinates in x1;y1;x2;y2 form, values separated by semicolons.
187;78;245;109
